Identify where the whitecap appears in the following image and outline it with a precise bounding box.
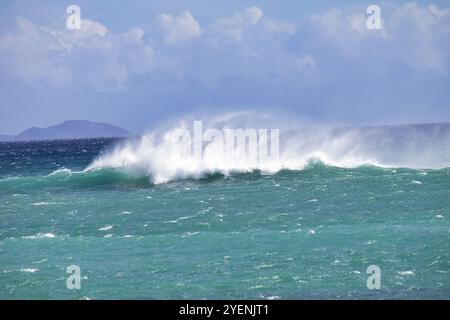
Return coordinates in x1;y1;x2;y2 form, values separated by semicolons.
85;115;432;185
23;233;56;239
98;225;114;231
251;285;264;289
82;113;450;185
33;258;48;264
256;264;274;269
182;231;199;237
31;202;49;206
20;268;39;273
48;168;73;176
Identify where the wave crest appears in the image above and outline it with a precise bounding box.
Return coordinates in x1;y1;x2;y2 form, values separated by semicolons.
85;116;450;184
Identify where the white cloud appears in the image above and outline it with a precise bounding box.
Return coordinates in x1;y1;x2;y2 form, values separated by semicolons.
386;3;450;74
209;7;266;43
302;4;450;75
124;28;145;44
0;4;449;92
0;17;72;87
155;11;202;45
241;6;264;25
0;16;148;90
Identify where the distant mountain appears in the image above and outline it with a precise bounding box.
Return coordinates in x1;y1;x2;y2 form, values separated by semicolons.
1;120;132;141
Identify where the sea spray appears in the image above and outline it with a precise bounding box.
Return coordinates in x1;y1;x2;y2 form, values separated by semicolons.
86;115;450;184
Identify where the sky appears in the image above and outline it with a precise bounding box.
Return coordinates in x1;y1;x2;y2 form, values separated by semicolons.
0;0;449;134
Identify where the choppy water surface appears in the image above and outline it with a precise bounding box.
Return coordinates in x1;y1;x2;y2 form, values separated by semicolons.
0;139;449;299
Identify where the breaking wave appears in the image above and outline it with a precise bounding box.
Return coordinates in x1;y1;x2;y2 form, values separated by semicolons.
84;113;450;184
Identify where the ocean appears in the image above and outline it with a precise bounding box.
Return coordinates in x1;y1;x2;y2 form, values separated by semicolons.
0;136;449;299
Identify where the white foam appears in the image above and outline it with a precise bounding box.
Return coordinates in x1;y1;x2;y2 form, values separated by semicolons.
31;202;49;206
48;168;73;176
20;268;39;273
98;225;114;231
84;113;450;184
23;232;56;239
182;231;200;237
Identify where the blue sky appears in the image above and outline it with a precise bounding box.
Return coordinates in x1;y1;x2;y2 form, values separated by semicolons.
0;0;449;134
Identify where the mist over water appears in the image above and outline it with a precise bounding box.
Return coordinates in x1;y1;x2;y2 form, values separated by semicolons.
86;113;450;184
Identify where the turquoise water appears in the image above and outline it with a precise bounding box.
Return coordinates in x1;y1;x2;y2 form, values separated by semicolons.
0;139;449;299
